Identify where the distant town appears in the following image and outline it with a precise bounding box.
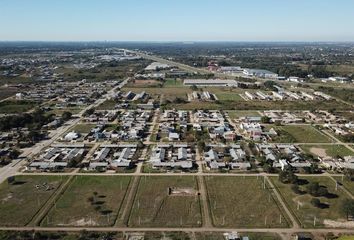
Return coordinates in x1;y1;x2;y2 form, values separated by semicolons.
0;42;353;240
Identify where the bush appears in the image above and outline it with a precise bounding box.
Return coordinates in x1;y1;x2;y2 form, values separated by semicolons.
311;198;321;208
291;184;301;194
279;168;298;184
340;199;354;220
306;182;328;197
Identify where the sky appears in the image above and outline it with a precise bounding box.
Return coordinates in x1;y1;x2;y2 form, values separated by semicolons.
1;0;354;42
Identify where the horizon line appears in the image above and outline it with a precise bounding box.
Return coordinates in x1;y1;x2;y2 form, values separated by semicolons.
0;40;354;44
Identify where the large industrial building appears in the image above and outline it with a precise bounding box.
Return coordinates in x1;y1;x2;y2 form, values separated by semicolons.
183;79;238;87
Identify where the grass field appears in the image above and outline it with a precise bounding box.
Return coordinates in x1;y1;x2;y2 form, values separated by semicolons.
70;124;97;134
300;145;354;158
0;175;66;227
271;176;351;228
142;231;191;240
168;102;223;110
164;79;184;87
273;125;332;143
0;88;19;100
168;99;352;111
56;59;150;82
128;176;202;227
0;100;37;114
96;99;117;110
204;176;289;228
48;106;83;116
42;176;131;227
209;88;243;101
226;110;261;119
195;232;281;240
333;176;354;196
337;235;354;240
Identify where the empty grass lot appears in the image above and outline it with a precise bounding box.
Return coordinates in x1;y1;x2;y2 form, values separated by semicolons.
70;124;97;134
0;100;37;114
204;176;290;228
201;87;245;102
271;176;351;228
333;176;354;196
164;79;184;87
273;125;332;143
48;106;83;116
128;176;202;227
42;176;131;227
226;110;261;119
96;99;117;110
0;175;66;226
300;145;354;158
195;232;282;240
337;235;354;240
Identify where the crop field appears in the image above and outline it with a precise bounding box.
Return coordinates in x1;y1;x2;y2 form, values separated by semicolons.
0;100;38;114
128;176;202;227
300;144;354;158
204;176;289;228
0;175;66;226
42;176;131;227
271;176;351;228
272;125;332;143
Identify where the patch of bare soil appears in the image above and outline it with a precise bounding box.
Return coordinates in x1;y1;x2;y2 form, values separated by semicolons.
324;219;354;228
310;147;327;158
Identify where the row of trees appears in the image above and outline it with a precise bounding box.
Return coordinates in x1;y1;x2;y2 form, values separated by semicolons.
0;108;54;131
279;168;354;219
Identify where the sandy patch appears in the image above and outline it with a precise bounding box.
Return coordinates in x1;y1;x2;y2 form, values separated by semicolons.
292;195;305;207
57;218;98;227
324;219;354;228
168;187;198;196
310;147;327;158
74;218;98;226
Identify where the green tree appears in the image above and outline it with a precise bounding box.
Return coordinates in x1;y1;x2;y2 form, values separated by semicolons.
61;111;72;121
261;116;271;124
190;84;198;91
340;199;354;220
311;198;321;208
279;167;298;184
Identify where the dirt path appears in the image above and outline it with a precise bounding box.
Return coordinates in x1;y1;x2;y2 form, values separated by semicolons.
197;176;212;228
29;175;74;227
117;176;140;226
265;176;300;229
1;225;354;235
328;175;354;199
